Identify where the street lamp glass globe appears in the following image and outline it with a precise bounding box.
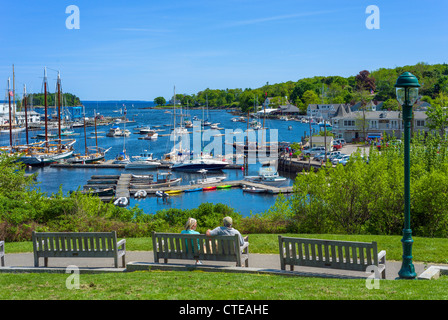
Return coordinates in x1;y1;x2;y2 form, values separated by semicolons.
408;87;419;105
396;87;406;105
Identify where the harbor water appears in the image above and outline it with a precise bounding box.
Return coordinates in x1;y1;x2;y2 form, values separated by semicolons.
2;101;318;217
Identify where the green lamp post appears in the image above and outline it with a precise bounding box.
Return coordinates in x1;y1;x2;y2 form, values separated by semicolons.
395;72;420;279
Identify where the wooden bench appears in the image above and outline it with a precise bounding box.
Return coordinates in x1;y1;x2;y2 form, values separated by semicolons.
32;231;126;268
278;236;386;279
0;241;4;267
152;232;249;267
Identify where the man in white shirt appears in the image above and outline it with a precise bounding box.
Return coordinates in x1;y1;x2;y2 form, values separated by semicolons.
206;216;248;247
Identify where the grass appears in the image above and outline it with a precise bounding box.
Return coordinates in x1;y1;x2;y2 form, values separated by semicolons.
1;271;448;300
5;233;448;264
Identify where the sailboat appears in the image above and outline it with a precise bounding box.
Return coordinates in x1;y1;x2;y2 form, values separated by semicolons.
67;111;111;164
171;91;228;171
113;104;130;164
15;69;76;166
162;86;190;164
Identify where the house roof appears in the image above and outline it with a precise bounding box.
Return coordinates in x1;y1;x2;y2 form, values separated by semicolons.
277;104;300;113
333;110;428;120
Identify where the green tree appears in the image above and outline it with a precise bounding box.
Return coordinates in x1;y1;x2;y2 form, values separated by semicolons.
154;96;166;106
426;92;448;136
302;90;320;106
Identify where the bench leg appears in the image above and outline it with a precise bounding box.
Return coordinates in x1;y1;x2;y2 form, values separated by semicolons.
122;255;126;268
44;257;48;267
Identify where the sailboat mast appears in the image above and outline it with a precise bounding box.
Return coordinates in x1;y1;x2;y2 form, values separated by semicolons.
83;109;88;155
173;86;176;152
7;78;12;147
94;115;98;151
44;67;48;145
57;72;62;148
12;65;15;127
24;84;29;145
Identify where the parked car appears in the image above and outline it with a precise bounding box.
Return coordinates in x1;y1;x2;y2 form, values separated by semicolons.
314;152;328;161
340;156;351;166
305;147;326;156
328;151;342;160
331;154;349;165
335;139;346;146
331;141;342;150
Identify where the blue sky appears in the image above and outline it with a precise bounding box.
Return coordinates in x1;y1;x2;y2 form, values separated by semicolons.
1;0;447;101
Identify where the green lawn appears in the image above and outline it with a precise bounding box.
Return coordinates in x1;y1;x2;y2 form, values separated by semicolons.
1;271;448;300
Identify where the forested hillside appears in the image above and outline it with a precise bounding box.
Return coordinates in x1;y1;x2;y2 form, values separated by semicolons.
162;62;448;113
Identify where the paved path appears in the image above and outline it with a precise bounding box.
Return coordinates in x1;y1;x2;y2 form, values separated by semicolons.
0;251;430;280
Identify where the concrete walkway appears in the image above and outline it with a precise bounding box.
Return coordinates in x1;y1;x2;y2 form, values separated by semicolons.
0;251;432;280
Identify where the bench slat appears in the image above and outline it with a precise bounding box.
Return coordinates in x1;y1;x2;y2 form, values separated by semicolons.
152;232;248;267
32;232;125;268
279;236;386;277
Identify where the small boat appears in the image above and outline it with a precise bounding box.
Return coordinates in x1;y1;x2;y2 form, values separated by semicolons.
134;190;147;199
244;167;288;187
184;187;202;192
131;174;154;180
242;186;266;193
140;130;158;140
192;169;226;185
125;152;161;169
202;186;217;191
113;152;130;164
155;190;169;198
114;197;129;207
82;187;115;197
165;190;182;195
217;185;232;189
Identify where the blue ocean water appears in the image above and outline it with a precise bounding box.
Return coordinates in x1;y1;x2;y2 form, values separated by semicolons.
2;101;318;217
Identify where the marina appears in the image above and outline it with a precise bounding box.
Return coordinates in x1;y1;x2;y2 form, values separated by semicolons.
1;100;321;216
83;173;294;203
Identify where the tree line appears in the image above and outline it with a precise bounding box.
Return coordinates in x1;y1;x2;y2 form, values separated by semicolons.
23;92;81;107
154;62;448;114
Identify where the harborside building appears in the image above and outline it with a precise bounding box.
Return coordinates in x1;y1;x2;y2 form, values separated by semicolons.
331;104;429;142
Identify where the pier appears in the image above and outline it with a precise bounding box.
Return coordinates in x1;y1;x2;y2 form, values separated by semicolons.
51;160;244;170
84;174;293;205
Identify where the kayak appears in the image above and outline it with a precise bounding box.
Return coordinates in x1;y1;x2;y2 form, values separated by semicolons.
217;185;232;189
202;186;217;191
184;187;202;192
165;190;182;195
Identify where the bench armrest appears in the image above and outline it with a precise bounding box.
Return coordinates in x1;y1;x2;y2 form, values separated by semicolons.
117;239;126;251
377;250;386;264
241;241;249;253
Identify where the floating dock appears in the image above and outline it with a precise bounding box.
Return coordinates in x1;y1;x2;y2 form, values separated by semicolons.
51;160;243;170
83;174;293;205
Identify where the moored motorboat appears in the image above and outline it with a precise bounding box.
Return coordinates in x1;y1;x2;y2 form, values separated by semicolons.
242;185;266;193
244;167;288;187
114;197;129;207
134;190;147;199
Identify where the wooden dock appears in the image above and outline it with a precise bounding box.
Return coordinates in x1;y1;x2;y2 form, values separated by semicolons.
85;173;293;205
129;180;293;195
51;160;243;170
